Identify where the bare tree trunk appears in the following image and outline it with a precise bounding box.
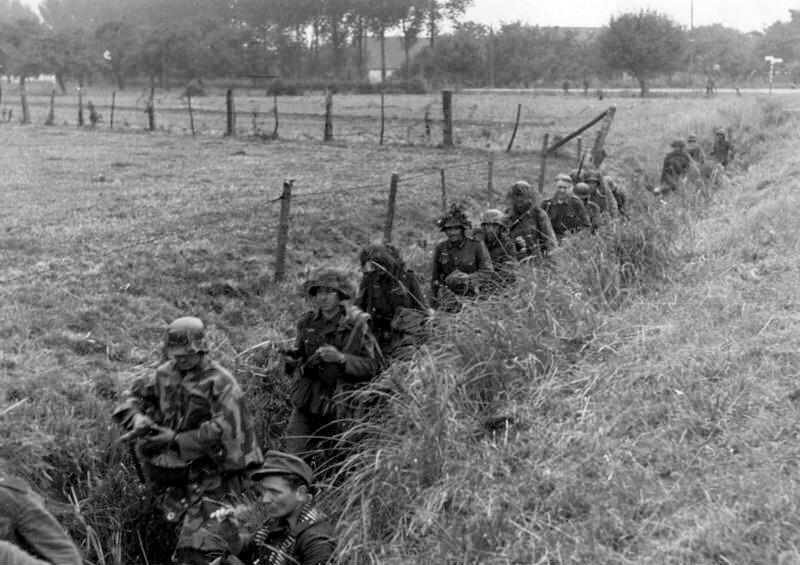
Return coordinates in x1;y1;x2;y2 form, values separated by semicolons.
380;27;387;83
428;0;437;48
637;76;648;97
19;76;29;124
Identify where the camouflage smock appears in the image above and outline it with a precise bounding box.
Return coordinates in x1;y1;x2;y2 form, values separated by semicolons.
506;206;557;258
543;195;590;238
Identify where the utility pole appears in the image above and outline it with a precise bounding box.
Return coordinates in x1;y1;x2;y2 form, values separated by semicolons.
765;55;783;93
488;26;495;88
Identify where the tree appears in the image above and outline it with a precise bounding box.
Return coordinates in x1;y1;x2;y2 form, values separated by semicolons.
0;16;47;123
692;25;761;85
597;10;686;96
426;0;473;48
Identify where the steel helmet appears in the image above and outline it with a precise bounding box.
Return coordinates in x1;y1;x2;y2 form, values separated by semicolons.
480;209;506;227
165;316;208;356
436;203;471;231
305;269;355;299
573;182;591;198
508;180;534;199
583;170;601;184
671;139;686;149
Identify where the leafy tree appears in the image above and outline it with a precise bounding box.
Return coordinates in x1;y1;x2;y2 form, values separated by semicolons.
426;0;473;48
692;24;761;85
412;25;486;86
0;16;46;123
94;20;139;89
0;0;38;24
597;10;686;96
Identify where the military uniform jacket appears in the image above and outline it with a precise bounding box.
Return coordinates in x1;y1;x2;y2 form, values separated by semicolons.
687;145;705;164
289;305;383;416
357;270;428;351
711;139;734;166
506;206;557;257
0;477;82;565
661;150;691;184
113;357;263;473
543;196;590;237
431;238;493;288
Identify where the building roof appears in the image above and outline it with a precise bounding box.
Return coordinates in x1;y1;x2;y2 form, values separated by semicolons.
365;36;428;71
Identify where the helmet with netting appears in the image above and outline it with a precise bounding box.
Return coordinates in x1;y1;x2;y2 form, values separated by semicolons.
480;209;507;227
304;269;355;299
165;316;208;356
583;170;602;184
436;203;472;231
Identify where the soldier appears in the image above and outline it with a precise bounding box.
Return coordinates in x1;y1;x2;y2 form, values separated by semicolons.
473;209;520;289
222;451;335;565
283;270;383;458
658;140;691;195
543;174;590;238
357;243;430;357
0;460;82;565
583;170;619;218
431;204;494;309
686;133;705;164
711;129;734;167
572;182;603;232
505;181;557;258
113;316;263;565
603;175;627;218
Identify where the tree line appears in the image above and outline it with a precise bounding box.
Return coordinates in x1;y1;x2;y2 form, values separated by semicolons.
1;0;800;96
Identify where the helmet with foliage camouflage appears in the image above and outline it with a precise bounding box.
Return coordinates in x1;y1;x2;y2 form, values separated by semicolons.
573;182;591;199
165;316;208;356
480;209;506;227
583;170;602;184
304;269;355;299
436;203;472;231
508;180;534;199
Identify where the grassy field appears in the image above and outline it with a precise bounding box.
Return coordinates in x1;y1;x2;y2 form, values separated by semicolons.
1;91;797;564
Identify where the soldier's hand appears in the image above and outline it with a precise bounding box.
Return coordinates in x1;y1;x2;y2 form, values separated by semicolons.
316;345;345;364
132;413;154;430
144;425;178;446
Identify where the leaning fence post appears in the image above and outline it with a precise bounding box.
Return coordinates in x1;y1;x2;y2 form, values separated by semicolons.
442;90;453;147
187;94;195;137
110;91;115;129
487;155;494;203
274;178;294;282
225;88;235;136
506;103;521;152
77;88;84;127
440;168;447;211
538;133;549;196
324;89;333;141
383;172;399;243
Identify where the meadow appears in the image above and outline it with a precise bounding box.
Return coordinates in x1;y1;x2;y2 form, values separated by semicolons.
1;89;797;564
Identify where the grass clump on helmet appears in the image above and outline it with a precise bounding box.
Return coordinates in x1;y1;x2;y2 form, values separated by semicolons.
436;203;472;231
304;269;355;300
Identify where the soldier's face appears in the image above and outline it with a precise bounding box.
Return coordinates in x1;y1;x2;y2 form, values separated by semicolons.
554;181;570;198
172;352;202;372
259;476;306;519
313;287;341;312
508;193;527;212
444;226;463;242
482;223;500;240
587;181;600;194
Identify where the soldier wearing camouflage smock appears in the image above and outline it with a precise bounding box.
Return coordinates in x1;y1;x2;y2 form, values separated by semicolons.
473;209;520;290
113;316;263;565
582;170;619;218
284;270;383;459
505;181;557;258
543;174;590;238
0;460;82;565
658;140;692;194
686;133;705;164
711;129;734;168
572;182;603;232
431;204;494;308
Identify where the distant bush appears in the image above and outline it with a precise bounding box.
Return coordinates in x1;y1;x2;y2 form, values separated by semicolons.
266;78;429;96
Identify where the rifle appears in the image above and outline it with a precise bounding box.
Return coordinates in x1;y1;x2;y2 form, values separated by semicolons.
576;151;587;180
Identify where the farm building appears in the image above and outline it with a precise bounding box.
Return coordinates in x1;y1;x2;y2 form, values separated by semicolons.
365;36;427;83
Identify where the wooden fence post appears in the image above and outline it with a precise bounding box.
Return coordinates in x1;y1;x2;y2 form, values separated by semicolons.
324;89;333;141
440;168;447;211
78;88;84;126
379;89;385;146
187;94;195;136
383;172;399;243
274;178;294;282
110;91;115;129
272;94;279;139
591;105;616;167
487;155;494;203
225;89;235;136
442;90;453;147
576;136;582;167
44;89;55;126
546;107;609;155
146;87;155;131
506;103;521;152
538;133;549;196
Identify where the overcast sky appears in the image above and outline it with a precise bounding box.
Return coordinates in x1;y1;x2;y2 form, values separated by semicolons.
462;0;795;32
17;0;798;33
